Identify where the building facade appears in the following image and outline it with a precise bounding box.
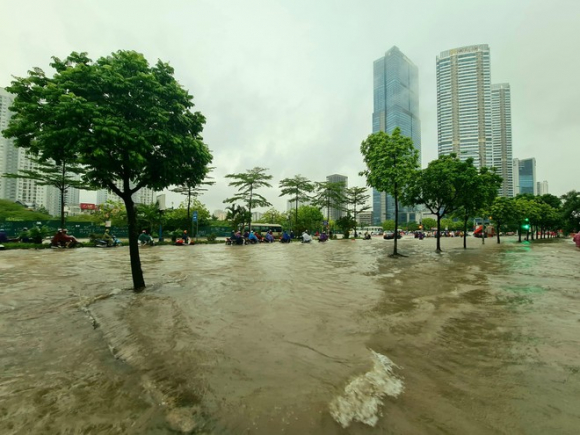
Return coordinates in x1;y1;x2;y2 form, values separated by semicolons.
513;158;536;195
96;183;156;206
326;174;348;222
536;180;549;196
372;46;421;225
437;45;492;169
0;87;47;207
491;83;514;197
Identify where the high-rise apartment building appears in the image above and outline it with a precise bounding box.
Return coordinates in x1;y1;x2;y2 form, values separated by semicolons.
0;87;46;207
326;174;347;222
513;158;536;195
536;180;549;196
437;45;492;169
96;183;156;206
372;46;421;225
491;83;514;197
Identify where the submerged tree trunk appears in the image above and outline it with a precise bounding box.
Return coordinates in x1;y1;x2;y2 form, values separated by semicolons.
123;195;146;292
496;221;501;244
436;214;442;252
463;215;468;249
393;190;399;255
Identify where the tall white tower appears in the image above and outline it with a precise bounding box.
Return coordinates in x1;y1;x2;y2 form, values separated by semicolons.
492;83;514;197
437;45;492;169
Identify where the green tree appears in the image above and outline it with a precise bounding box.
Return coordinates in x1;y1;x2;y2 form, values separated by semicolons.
407;155;473;252
93;200;127;227
336;214;357;238
135;202;161;235
172;168;215;235
311;181;347;230
421;217;437;232
2;154;93;228
223;167;272;232
360;127;419;256
345;186;371;237
382;219;396;231
164;200;210;235
454;163;502;248
4;50;213;291
279;175;314;231
260;208;288;227
225;204;250;231
513;197;538;242
560;190;580;233
295;205;324;234
490;197;516;244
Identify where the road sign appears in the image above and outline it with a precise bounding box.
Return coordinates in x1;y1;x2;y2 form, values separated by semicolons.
192;211;198;222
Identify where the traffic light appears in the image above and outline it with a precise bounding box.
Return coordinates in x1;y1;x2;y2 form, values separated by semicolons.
522;218;530;230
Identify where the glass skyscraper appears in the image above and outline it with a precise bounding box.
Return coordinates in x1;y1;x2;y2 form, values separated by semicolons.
371;46;421;225
513;158;536;195
437;45;492;169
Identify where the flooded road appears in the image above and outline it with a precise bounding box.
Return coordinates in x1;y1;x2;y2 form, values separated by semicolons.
1;237;579;434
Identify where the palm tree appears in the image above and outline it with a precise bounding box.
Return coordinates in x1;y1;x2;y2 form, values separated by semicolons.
223;167;272;232
279;175;315;231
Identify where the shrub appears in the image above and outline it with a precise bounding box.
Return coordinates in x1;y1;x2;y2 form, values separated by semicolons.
206;233;217;242
28;225;52;244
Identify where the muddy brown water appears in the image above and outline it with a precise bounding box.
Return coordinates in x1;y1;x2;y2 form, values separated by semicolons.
1;237;579;434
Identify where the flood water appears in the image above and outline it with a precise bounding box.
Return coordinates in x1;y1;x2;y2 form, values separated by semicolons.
1;236;579;434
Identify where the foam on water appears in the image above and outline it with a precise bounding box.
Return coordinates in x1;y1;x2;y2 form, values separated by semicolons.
329;350;404;428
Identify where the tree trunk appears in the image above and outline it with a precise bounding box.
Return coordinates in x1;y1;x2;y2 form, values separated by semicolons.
393;192;399;255
248;189;253;233
496;221;501;244
187;188;192;235
123;195;146;292
436;214;442;252
294;196;298;231
59;186;66;229
463;215;468;249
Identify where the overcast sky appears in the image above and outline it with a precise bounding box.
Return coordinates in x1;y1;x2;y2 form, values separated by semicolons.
2;0;579;213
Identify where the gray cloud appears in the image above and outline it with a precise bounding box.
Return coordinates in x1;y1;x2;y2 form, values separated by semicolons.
2;0;578;213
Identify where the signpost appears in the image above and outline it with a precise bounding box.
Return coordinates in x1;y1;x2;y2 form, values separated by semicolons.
192;211;198;242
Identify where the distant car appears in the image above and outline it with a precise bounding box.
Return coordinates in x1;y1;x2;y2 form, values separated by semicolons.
383;231;402;240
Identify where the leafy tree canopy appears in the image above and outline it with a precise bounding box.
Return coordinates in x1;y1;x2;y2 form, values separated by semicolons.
260;208;289;227
4;50;213;291
360;127;419;255
295;205;324;234
223;167;272;230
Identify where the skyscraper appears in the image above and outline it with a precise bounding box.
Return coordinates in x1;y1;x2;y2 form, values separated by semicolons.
326;174;347;222
0;87;46;207
372;46;421;225
513;158;536;195
492;83;514;197
437;45;492;169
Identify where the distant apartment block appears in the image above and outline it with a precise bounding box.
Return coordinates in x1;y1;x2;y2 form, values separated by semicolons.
491;83;514;197
536;180;549;196
96;183;156;206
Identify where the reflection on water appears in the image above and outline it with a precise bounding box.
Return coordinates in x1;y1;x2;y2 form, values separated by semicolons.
1;237;579;434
